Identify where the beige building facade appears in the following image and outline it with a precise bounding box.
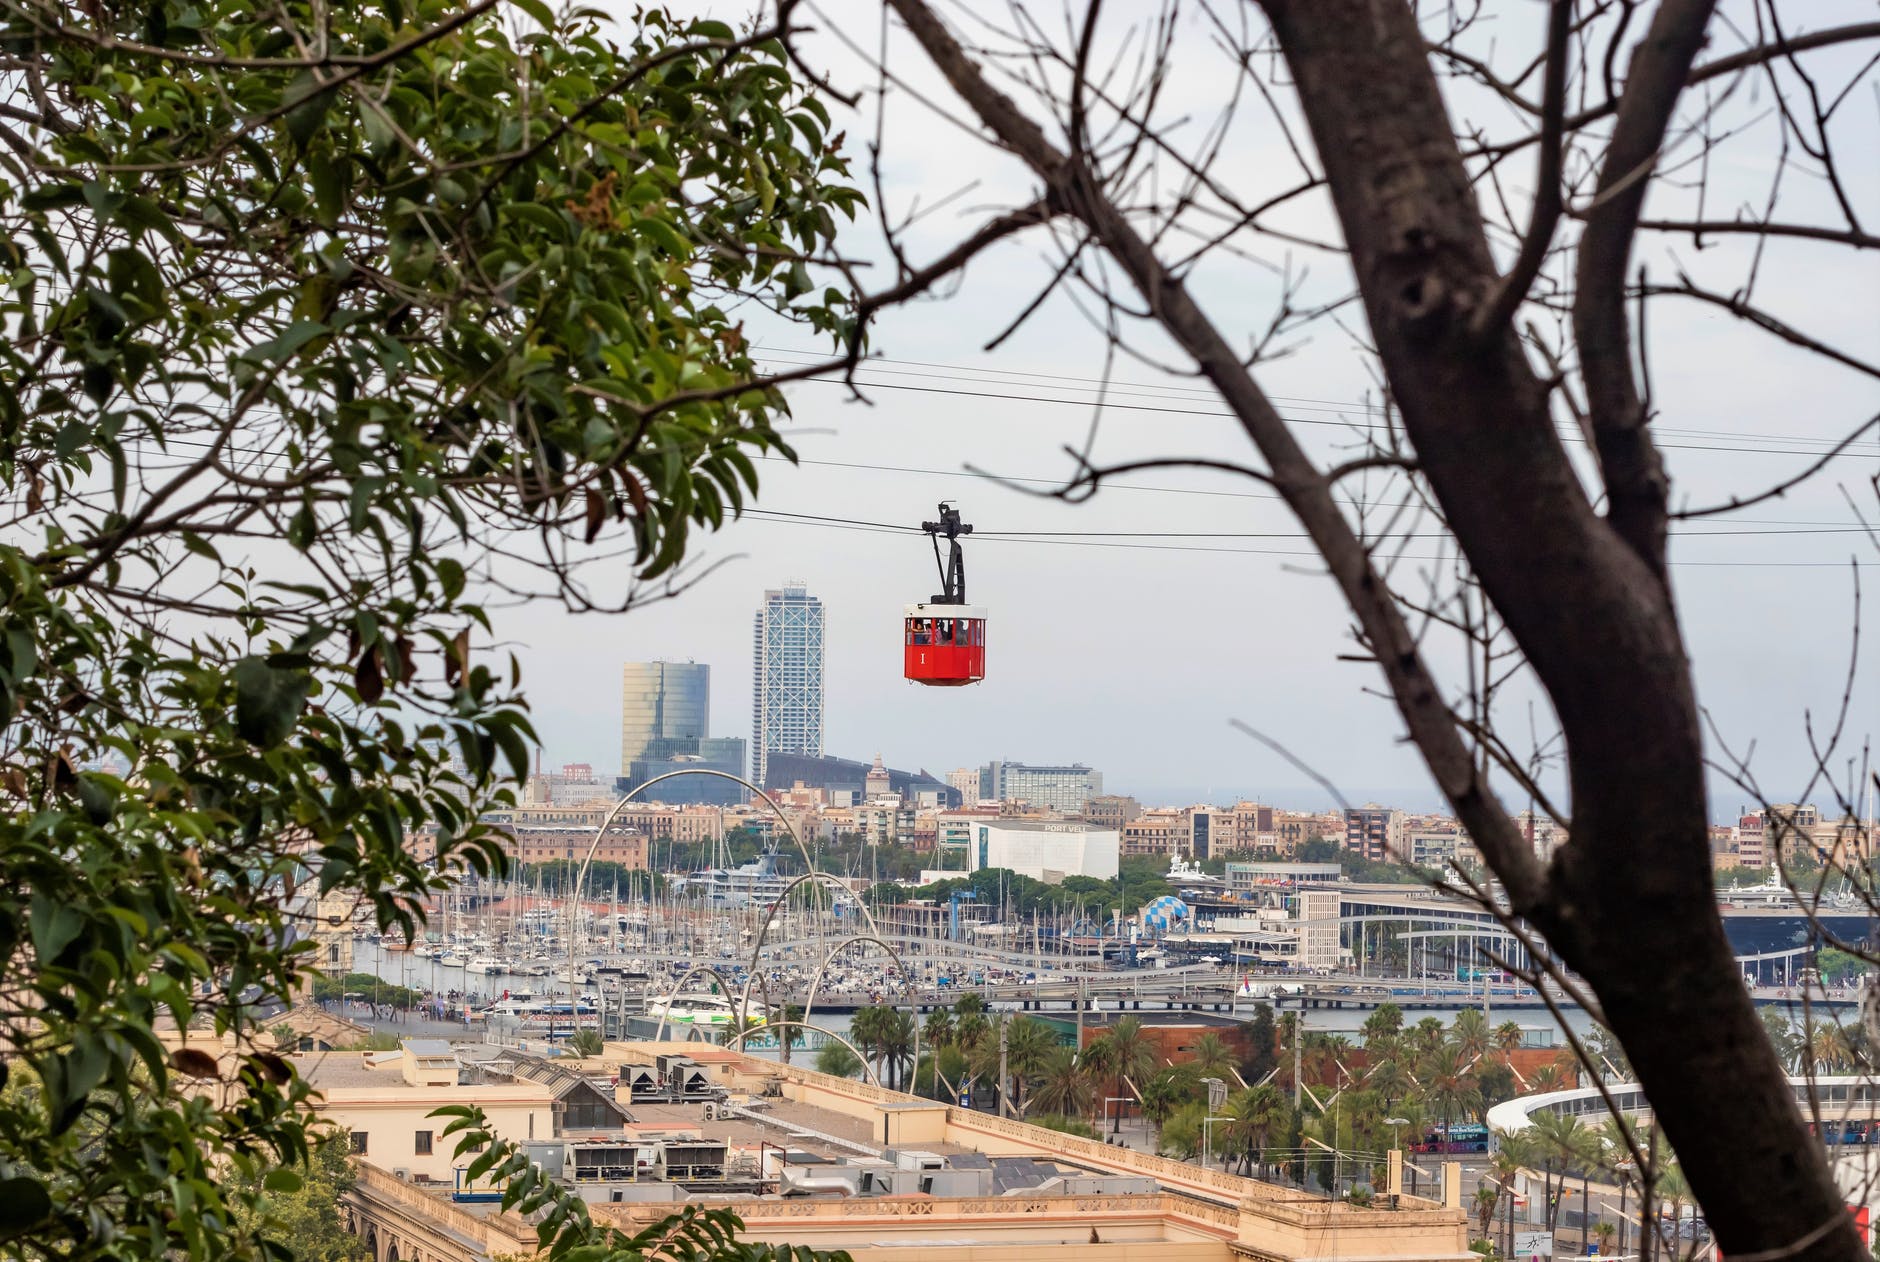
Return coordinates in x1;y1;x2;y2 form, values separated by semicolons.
342;1042;1472;1262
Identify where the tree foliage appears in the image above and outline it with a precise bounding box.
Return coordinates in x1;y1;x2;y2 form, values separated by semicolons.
0;1;857;1258
229;1140;370;1262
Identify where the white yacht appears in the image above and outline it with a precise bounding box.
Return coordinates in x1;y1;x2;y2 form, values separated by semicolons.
672;849;792;909
645;993;755;1028
466;955;508;975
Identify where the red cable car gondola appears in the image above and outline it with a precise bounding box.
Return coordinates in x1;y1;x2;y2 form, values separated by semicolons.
904;502;985;687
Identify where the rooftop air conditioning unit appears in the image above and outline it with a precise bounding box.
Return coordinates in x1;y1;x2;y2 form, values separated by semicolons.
702;1102;718;1121
394;1169;410;1181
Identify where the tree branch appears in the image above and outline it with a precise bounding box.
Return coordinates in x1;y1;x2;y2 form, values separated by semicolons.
883;0;1547;908
1630;218;1880;250
1572;0;1719;576
1472;0;1574;338
1643;280;1880;381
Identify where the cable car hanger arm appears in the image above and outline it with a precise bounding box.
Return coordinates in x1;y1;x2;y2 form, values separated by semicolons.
921;501;972;604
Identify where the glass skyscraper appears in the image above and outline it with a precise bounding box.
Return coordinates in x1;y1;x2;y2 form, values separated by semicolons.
620;661;709;775
751;584;824;785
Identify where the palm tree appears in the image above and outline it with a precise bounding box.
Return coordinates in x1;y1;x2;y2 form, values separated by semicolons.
1226;1083;1289;1177
1003;1016;1056;1115
1419;1043;1482;1129
1593;1221;1616;1257
879;1009;916;1090
1190;1032;1235;1080
815;1042;863;1080
1473;1182;1500;1242
1080;1035;1119;1126
922;1008;955;1053
849;1006;890;1082
1490;1141;1528;1259
1494;1020;1524;1056
1450;1007;1491;1062
1594;1116;1640;1259
1138;1065;1195;1136
1361;1002;1405;1052
1105;1016;1159;1093
1410;1016;1446;1058
1528;1064;1567;1093
1808;1022;1853;1072
1030;1046;1096;1119
778;1003;805;1065
1528;1111;1586;1232
1654;1160;1691;1260
1367;1057;1411;1107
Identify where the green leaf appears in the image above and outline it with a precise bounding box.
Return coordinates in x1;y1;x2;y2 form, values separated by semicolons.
262;1168;303;1194
232;656;314;749
282;76;338;148
508;0;557;30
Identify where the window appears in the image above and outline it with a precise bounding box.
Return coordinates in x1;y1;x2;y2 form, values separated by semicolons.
349;1131;368;1155
414;1130;433;1155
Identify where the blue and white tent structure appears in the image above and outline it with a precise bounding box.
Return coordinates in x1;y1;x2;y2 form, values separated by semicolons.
1141;895;1190;934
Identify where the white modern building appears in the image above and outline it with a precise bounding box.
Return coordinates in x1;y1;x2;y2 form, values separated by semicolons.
967;819;1119;882
752;584;824;785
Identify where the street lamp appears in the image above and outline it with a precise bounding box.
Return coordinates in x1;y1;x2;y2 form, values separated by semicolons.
1384;1116;1410;1148
1201;1115;1234;1169
1104;1096;1133;1138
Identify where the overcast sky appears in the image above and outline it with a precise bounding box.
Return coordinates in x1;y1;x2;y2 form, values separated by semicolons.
505;1;1880;816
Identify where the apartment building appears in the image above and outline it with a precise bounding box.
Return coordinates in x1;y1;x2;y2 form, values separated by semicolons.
1121;808;1189;858
1344;804;1405;862
1083;793;1143;832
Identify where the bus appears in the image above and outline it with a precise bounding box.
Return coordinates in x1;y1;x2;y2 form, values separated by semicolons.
1411;1122;1492;1154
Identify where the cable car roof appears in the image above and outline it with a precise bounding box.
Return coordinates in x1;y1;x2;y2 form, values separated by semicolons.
904;603;987;618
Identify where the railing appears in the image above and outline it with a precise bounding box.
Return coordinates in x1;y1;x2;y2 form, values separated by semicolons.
350;1163;536;1252
944;1108;1312;1206
602;1190;1228;1232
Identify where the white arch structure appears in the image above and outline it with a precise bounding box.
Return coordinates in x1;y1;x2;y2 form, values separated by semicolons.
652;963;775;1045
721;1019;882;1088
734;869;889;1026
561;769;920;1070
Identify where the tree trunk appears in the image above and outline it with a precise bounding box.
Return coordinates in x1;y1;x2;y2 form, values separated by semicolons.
881;0;1860;1253
1254;4;1859;1256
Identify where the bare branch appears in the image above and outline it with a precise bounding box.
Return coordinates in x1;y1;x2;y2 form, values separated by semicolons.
1573;0;1719;574
1472;0;1574;338
884;0;1547;908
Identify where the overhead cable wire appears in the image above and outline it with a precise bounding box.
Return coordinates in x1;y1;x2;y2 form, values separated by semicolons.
739;508;1879;567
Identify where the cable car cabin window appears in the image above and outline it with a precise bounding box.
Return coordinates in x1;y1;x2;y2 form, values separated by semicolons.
910;619;931;645
938;620;954;645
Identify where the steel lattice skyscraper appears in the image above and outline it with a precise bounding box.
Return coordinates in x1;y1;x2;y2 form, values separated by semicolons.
751;584;824;785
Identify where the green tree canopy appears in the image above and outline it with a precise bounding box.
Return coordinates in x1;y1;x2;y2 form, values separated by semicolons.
0;2;858;1258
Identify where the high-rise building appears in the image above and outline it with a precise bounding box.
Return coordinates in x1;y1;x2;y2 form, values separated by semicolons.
619;661;746;804
620;661;709;774
978;760;1102;813
752;583;824;785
